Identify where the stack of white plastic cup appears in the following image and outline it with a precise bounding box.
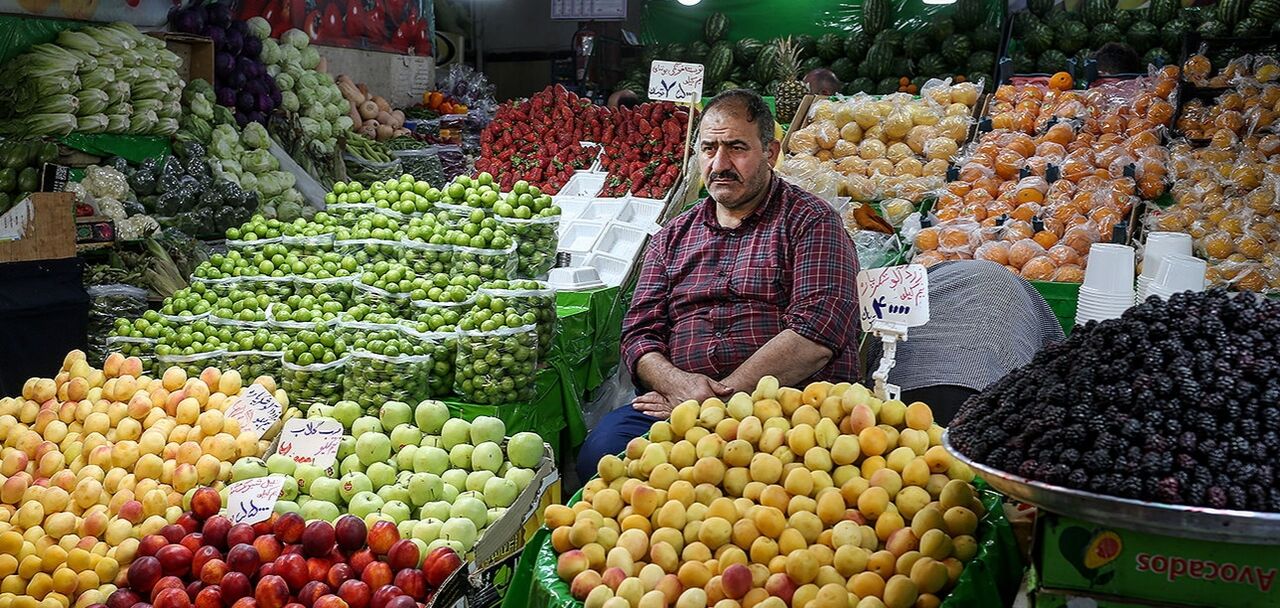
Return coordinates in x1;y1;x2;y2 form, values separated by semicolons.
1077;243;1136;324
1138;232;1193;302
1147;253;1207;299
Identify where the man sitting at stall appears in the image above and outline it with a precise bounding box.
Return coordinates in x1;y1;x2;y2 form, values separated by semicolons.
576;89;861;478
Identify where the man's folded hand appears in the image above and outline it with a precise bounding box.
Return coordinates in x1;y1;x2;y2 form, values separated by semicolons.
631;392;674;419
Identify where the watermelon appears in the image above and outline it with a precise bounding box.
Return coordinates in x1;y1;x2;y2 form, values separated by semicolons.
1090;23;1123;47
877;77;901;94
1249;0;1280;22
816;33;845;62
1029;0;1054;18
1143;47;1172;67
929;17;956;43
734;38;764;66
690;41;711;60
849;77;875;93
754;45;780;83
718;81;740;94
1181;6;1210;24
1147;0;1177;24
743;80;763;92
969;50;996;75
1024;21;1054;54
917;54;949;76
954;0;986;28
904;35;931;59
1012;52;1036;73
1234;17;1266;36
1112;8;1135;30
1161;19;1190;53
640;46;658;65
831;57;858;81
1057;20;1090;54
862;0;893;37
1217;0;1243;25
972;26;1002;51
1197;19;1228;37
1127;21;1159;53
874;29;905;52
666;43;688;62
706;42;735;84
704;12;728;43
845;31;871;60
795;35;817;57
801;57;824;73
941;34;971;65
1038;50;1070;73
1012;12;1038;36
1084;0;1114;26
860;43;896;79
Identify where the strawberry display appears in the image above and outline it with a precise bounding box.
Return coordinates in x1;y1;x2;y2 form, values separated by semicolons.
477;85;688;197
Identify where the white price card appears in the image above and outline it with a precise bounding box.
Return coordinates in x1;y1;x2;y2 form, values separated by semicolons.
276;418;343;470
857;264;930;331
225;475;286;525
648;61;705;104
225;384;283;436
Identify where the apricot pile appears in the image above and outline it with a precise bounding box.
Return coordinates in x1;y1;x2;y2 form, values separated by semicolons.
545;378;983;608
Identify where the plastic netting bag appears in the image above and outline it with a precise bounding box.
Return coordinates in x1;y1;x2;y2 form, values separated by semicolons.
392;148;445;185
454;324;539;405
452;242;518;281
477;282;557;360
88;285;149;366
495;215;561;278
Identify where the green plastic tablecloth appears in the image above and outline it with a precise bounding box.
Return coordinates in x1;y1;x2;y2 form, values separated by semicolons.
60;134;171;164
503;479;1024;608
444;366;579;459
556;286;622;393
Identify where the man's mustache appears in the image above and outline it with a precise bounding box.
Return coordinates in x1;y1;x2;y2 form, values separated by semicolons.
709;171;740;182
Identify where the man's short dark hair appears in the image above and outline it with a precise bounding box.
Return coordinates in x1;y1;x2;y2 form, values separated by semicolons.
1092;42;1142;76
702;89;775;146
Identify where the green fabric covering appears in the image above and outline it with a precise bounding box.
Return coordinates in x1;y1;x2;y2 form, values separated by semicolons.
0;14;85;65
60;134;172;164
556;286;622;392
504;478;1023;608
552;306;592;365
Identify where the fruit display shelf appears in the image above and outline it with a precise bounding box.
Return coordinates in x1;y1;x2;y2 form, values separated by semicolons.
944;432;1280;545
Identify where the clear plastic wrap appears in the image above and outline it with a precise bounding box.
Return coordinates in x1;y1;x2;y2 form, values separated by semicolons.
454;324;539;405
336;238;405;267
342;154;403;185
451;242;518;281
495;215;560;278
88;285;149;366
226;236;283;253
400;240;454;275
477;281;557;359
398;326;457;398
352;280;412;315
342;348;433;413
105;335;157;370
221;350;283;382
392;148;445;185
281;326;349;407
279;233;335;254
156;350;226;377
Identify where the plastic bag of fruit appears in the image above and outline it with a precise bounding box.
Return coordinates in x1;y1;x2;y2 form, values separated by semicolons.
343;349;433;413
454;323;539;405
336;237;406;267
221;349;283;382
400;240;455;275
451;242;518;281
105;334;157;371
495;215;560;278
88;285;149;366
399;325;458;398
281;327;349;407
157;350;226;377
351;280;412;316
477;280;557;359
289;276;356;309
227;275;296;300
278;232;335;254
434;201;488;226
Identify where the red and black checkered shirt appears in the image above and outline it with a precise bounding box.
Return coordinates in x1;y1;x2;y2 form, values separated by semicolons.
622;175;862;386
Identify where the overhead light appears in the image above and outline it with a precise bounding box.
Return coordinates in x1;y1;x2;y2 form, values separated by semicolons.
922;0;956;5
677;0;702;5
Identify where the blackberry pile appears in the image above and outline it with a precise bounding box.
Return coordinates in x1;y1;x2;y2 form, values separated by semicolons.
950;289;1280;512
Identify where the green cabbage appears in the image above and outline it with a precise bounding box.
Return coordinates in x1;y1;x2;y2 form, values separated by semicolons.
282;29;310;50
242;122;270;150
247;17;271;40
25;113;77;136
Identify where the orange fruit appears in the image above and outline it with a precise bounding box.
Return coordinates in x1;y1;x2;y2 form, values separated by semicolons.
1033;230;1059;249
974;240;1011;265
914;227;940;251
940;226;975;252
913;250;946;267
1202;231;1234;260
1008;239;1046;268
1051;264;1085;283
1049;72;1074;91
1047;244;1081;267
1021;256;1057;280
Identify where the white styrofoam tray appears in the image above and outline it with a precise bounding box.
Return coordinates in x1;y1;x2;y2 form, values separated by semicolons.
578;199;627;223
596;221;649;260
560;172;605;198
553;196;589;229
557;219;605;263
548;267;605;291
618;197;664;227
586;251;633;287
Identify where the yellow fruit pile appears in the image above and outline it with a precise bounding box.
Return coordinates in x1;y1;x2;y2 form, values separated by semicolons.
780;82;982;204
545;378;983;608
0;351;280;608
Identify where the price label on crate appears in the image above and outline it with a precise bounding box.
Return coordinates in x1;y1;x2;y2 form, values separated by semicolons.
276;418;343;470
648;61;704;104
225;475;286;525
857;264;930;331
225;383;283;436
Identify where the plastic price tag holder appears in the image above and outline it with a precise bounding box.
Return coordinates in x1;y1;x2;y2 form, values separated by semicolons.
857;264;931;401
225;475;286;525
225;384;283;436
276;418;344;470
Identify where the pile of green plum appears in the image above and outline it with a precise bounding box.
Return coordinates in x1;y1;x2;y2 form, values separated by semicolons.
479;279;557;359
341;323;434;412
454;301;540;405
282;328;349;407
493;181;562;278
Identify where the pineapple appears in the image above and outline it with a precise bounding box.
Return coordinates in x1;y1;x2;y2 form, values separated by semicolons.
773;37;807;125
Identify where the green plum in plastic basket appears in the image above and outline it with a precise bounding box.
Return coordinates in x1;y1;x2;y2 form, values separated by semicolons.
494;184;561;278
211;289;273;323
224;214;286;241
479;279;556;359
158;287;214;317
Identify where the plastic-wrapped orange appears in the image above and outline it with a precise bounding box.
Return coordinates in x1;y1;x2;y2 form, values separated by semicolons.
1051;264;1085;283
1062;224;1100;256
1021;256;1057;280
1033;230;1059;249
975;240;1011;265
914;250;946;267
940;226;974;252
1047;243;1082;266
915;227;940;251
1202;231;1234;260
1008;238;1047;268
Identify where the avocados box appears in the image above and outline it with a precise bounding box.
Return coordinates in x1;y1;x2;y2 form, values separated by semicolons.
1034;511;1280;607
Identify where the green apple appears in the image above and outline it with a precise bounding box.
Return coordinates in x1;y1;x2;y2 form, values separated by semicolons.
427;538;464;555
450;496;488;529
396;445;419;471
487;507;507;526
348;491;384;518
408;473;445;504
506;432;543;468
465;470;495;493
337;436;357;461
366;462;397;490
278;478;299;501
505;467;536;491
498;462;512;477
396;470;414;486
412;446;449;475
390;424;423;451
266;454;298;477
408;538;429;564
442;469;468;491
441;418;471;450
333;400;362;428
412;518;444;545
231;457;269;482
419;501;451;521
339;472;372;502
483;477;518;508
458;491;483;504
381;500;412;524
294;463;325;494
397;519;416;541
469;416;506;445
379;401;413;431
471;442;503;473
440;517;478;549
352;416;382;438
442;484;459;503
377;484;411;505
274;500;300;514
448;444;474;469
340;454;365;475
356;432;392;466
310;477;343;504
301;499;340;523
296;495;310;508
419;435;442;449
414;400;450;434
307;404;334;419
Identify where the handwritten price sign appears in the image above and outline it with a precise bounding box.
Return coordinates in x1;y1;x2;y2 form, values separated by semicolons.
225;476;286;525
226;384;283;436
857;264;930;331
648;61;704;104
276;418;343;470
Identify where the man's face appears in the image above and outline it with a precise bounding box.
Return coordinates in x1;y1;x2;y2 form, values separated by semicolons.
698;106;781;210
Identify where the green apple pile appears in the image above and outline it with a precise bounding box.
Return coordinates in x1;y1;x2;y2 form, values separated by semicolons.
455;302;540;405
232;400;546;556
281;328;349;407
493;181;562;278
438;173;502;212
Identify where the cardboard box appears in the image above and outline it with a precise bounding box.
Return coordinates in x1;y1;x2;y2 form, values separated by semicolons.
0;193;75;263
470;442;561;572
1034;511;1280;607
149;32;215;86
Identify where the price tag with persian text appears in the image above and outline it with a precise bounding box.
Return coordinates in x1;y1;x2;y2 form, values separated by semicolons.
275;418;343;470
